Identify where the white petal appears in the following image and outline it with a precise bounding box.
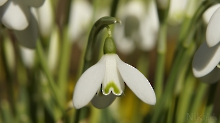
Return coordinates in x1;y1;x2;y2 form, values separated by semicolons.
0;0;7;6
102;54;124;96
192;42;220;77
199;67;220;83
13;14;38;49
116;55;156;105
20;46;35;68
22;0;45;7
73;57;106;109
91;93;116;109
203;4;220;24
34;0;53;37
47;27;59;71
1;1;30;30
206;7;220;47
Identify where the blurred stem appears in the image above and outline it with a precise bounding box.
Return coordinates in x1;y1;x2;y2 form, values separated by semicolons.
0;36;15;113
36;41;63;111
202;83;218;123
110;0;119;16
154;0;170;100
151;40;195;123
176;71;196;123
150;1;217;122
188;83;208;123
36;105;45;123
74;17;121;123
57;26;71;106
0;100;14;123
154;22;167;99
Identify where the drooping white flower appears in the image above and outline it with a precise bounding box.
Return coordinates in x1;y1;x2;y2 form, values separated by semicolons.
73;53;156;109
114;0;159;54
192;7;220;83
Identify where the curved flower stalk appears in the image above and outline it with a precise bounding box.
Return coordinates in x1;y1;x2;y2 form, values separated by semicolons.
68;0;93;43
73;36;156;109
0;0;45;48
192;7;220;83
113;0;159;54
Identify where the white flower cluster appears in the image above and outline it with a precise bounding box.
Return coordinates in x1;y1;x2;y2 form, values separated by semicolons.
192;4;220;83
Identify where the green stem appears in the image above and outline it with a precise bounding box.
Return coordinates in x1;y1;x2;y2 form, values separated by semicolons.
176;72;196;123
110;0;119;16
188;83;208;123
36;41;63;111
151;40;195;123
154;22;167;99
74;17;121;123
202;83;218;123
0;100;14;123
57;27;71;105
150;1;218;122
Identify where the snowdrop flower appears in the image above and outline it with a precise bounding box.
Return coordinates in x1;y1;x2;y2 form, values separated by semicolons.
192;7;220;83
0;0;45;48
114;0;159;54
73;37;156;109
68;0;92;43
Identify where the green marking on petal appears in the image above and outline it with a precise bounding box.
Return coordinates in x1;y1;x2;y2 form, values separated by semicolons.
103;81;120;95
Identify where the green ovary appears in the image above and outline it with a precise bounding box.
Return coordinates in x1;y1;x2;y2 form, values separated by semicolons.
103;81;120;95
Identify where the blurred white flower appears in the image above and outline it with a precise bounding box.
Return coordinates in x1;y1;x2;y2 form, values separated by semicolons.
68;0;92;43
47;27;59;72
31;0;53;38
73;54;156;109
192;7;220;83
19;46;35;68
168;0;188;24
114;0;159;54
0;0;45;49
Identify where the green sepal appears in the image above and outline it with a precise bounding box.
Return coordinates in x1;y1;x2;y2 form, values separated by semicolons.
103;37;117;54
